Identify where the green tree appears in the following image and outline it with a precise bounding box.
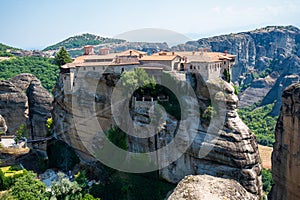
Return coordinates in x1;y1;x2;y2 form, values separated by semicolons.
54;47;72;66
46;117;53;136
75;171;88;190
107;126;127;150
9;171;47;200
82;194;101;200
262;168;274;194
51;172;82;200
120;68;156;96
15;124;27;143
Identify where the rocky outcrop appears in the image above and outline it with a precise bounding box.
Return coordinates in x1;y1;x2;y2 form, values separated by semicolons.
0;74;53;146
0;114;8;134
271;83;300;200
168;175;256;200
52;72;117;161
27;79;53;141
156;78;262;198
174;26;300;113
0;80;28;133
52;69;262;198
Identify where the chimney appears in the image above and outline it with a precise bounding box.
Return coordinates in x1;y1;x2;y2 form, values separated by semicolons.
83;46;94;55
192;51;195;55
99;47;110;55
224;50;228;56
129;50;132;57
172;52;175;55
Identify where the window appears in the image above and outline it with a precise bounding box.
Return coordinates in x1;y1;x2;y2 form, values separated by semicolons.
190;65;192;70
93;67;95;70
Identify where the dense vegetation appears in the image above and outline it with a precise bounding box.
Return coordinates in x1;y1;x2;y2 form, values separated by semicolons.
262;168;274;194
0;43;19;57
107;126;127;150
120;69;181;120
43;33;124;51
90;168;174;200
0;56;59;92
238;103;278;147
54;47;72;66
0;167;100;200
47;139;80;172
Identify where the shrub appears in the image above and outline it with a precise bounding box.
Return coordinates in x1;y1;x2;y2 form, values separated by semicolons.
262;168;274;194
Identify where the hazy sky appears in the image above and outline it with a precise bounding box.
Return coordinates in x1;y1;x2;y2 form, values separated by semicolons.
1;0;299;49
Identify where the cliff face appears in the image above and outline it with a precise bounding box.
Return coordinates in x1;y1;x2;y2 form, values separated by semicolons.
156;78;262;197
0;74;53;148
0;80;28;134
174;26;300;113
52;70;262;198
168;175;256;200
271;83;300;200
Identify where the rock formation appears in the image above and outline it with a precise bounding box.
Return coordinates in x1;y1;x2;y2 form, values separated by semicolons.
0;80;28;133
271;83;300;200
156;78;262;198
52;69;262;198
0;114;7;134
26;79;53;140
0;74;53;148
173;26;300;114
168;175;257;200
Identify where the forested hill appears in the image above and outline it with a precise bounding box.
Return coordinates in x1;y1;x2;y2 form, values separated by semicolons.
0;43;58;92
0;56;58;92
0;43;20;57
43;33;125;51
43;33;170;58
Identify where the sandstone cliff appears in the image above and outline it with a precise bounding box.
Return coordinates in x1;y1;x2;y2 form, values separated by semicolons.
0;80;28;134
52;69;262;198
0;74;53;146
0;114;8;134
168;174;257;200
271;83;300;200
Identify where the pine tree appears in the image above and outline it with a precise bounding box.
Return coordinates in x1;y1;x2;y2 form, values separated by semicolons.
54;47;72;66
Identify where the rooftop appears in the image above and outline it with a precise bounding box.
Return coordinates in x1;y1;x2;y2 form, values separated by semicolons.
61;49;236;69
140;55;179;61
153;51;235;62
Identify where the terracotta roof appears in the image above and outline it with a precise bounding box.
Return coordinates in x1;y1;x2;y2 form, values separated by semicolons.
153;51;235;62
120;49;147;56
140;55;179;61
74;55;90;63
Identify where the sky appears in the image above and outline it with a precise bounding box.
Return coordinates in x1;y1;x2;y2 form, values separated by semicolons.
0;0;300;50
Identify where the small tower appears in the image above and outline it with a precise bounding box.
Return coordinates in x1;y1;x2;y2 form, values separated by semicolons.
83;46;94;55
99;47;110;55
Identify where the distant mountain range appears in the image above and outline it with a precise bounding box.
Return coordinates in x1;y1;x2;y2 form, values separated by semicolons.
173;25;300;116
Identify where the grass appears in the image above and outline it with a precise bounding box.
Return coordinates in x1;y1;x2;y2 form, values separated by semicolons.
0;166;24;177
